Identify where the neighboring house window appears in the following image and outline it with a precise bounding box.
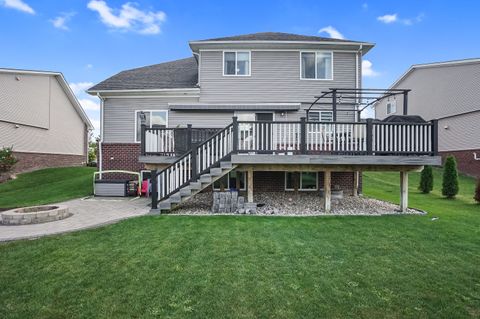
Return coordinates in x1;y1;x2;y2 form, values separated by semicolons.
301;52;333;80
285;172;318;191
213;170;246;191
135;110;168;143
386;101;397;115
224;51;250;76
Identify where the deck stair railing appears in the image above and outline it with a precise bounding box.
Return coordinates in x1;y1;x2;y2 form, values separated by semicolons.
150;117;438;210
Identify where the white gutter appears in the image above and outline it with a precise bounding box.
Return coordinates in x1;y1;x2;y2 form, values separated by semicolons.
97;93;105;178
87;88;200;94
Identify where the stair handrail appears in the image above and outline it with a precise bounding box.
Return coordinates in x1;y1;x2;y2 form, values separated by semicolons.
151;122;235;209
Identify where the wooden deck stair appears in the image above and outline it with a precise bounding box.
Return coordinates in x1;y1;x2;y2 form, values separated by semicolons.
158;161;237;211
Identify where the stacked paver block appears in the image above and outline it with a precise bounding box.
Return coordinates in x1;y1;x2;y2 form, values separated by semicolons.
212;191;256;214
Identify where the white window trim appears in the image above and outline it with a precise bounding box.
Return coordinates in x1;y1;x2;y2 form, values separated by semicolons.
308;111;333;122
386;101;397;115
300;51;334;81
213;171;247;191
285;172;319;191
222;50;251;77
134;110;169;143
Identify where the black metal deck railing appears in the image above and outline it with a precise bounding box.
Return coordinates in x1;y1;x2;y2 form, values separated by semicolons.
142;118;438;158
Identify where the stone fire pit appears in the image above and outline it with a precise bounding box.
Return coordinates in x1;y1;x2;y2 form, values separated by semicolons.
0;205;71;225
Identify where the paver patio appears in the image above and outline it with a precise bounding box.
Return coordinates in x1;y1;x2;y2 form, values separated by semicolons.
0;197;149;241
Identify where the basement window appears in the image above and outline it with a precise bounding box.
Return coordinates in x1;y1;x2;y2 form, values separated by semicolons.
285;172;318;191
213;170;246;191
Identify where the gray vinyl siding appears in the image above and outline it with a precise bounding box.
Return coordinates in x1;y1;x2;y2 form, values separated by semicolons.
199;50;357;103
103;96;199;143
169;111;234;128
376;62;480;120
438;111;480;151
0;72;50;129
0;74;86;155
375;61;480;152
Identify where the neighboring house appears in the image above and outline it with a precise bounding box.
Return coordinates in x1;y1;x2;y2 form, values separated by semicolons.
88;32;440;212
0;68;93;173
374;59;480;177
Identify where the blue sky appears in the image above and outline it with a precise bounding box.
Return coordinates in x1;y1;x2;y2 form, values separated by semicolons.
1;0;479;135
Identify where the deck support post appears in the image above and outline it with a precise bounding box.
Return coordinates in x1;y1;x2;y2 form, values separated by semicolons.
353;171;359;197
151;169;158;210
247;167;254;202
323;170;331;213
400;171;408;212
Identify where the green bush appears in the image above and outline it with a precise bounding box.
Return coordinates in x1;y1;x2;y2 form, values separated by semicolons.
418;165;434;194
442;156;459;199
0;146;17;173
474;179;480;204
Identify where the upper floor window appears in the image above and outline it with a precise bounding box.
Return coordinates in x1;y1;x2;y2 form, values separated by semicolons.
224;51;250;76
301;51;333;80
135;110;168;143
386;101;397;114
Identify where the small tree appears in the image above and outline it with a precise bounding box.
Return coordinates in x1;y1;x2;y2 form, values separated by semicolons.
419;165;434;194
474;178;480;204
442;156;459;199
0;146;17;173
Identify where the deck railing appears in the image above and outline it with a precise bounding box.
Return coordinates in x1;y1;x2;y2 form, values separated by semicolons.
141;125;221;156
143;118;438;158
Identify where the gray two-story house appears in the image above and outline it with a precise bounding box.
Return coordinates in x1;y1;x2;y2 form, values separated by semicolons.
88;32;440;213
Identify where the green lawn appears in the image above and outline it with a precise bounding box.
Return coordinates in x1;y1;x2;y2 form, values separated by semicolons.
0;167;95;209
0;169;479;318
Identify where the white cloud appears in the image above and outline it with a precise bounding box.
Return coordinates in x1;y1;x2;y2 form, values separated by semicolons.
86;64;93;69
378;13;424;25
377;14;397;24
318;26;345;39
90;119;100;132
1;0;35;14
87;0;166;35
362;3;368;10
79;98;100;111
69;82;94;95
50;12;75;30
362;60;379;77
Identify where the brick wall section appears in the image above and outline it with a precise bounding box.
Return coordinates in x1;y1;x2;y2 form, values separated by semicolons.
440;149;480;177
101;143;144;179
12;152;86;173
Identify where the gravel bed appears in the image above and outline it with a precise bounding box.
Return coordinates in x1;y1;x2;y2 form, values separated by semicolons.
169;192;422;216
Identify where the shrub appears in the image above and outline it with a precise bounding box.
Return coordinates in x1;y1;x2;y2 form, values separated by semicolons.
442;156;459;199
419;165;434;194
474;179;480;204
0;146;17;173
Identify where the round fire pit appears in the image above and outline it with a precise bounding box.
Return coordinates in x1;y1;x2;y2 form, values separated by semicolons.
0;205;71;225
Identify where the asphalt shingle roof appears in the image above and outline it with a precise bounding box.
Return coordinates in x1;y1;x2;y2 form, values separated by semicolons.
88;57;198;91
193;32;363;43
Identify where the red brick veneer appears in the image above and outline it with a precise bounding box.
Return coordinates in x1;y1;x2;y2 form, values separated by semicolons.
439;149;480;177
100;143;144;179
12;152;86;173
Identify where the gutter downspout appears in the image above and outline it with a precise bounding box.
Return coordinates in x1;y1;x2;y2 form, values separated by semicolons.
356;44;363;122
97;93;105;178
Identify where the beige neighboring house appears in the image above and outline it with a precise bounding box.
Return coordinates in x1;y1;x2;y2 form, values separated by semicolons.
374;59;480;177
0;68;93;173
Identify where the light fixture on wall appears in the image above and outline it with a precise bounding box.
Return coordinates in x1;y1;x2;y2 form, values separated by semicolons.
444;125;449;130
15;75;20;81
14;124;19;128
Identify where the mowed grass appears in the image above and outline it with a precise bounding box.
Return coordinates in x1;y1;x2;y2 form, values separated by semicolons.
0;168;479;318
0;167;95;209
